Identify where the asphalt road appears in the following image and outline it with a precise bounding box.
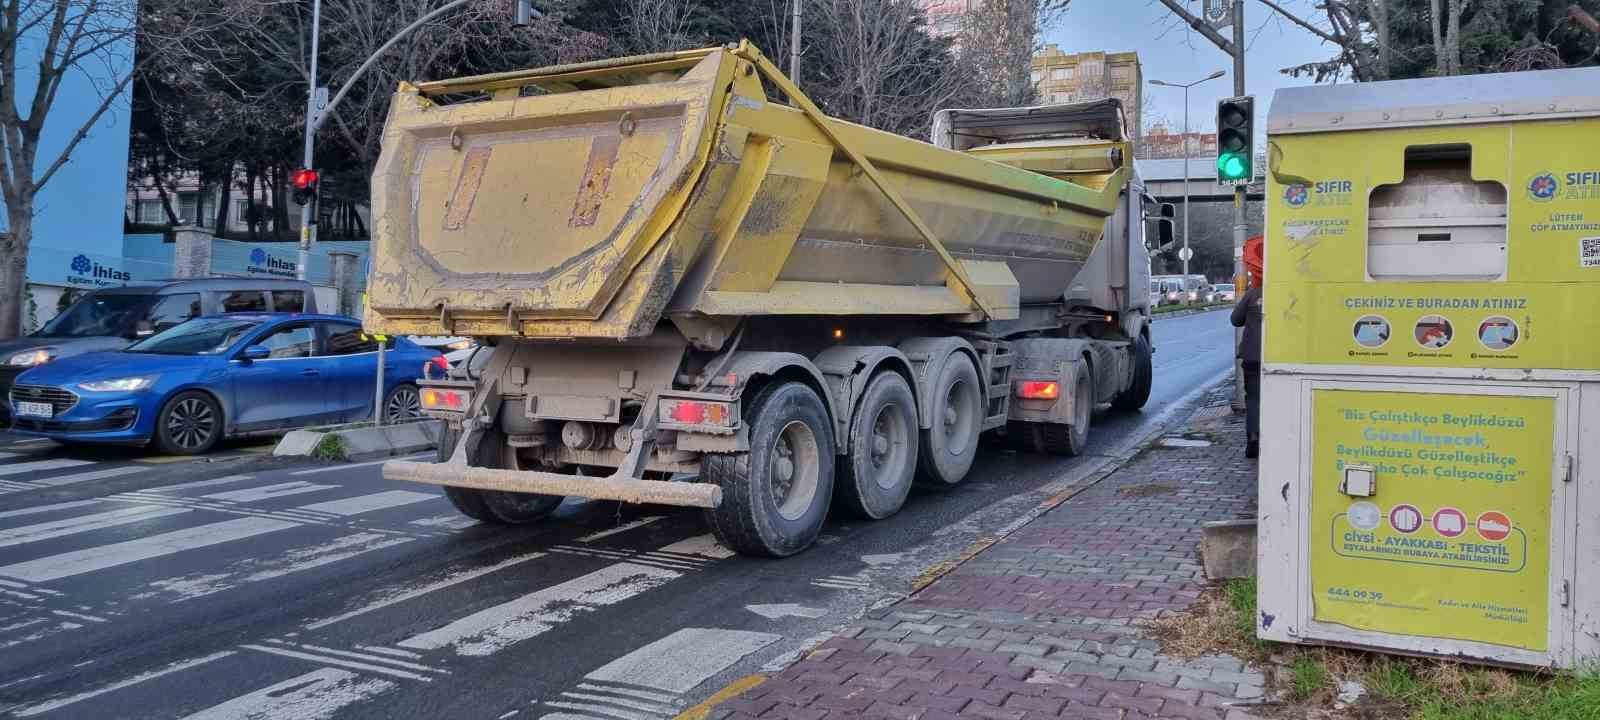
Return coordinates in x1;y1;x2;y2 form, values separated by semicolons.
0;309;1237;720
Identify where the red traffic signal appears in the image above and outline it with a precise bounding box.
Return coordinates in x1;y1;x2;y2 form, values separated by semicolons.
292;168;319;205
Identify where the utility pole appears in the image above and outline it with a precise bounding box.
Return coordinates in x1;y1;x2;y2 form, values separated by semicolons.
790;0;802;83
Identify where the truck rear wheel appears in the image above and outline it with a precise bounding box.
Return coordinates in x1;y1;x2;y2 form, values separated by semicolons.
836;372;918;520
1112;334;1153;411
1030;362;1093;456
703;381;835;557
916;355;982;486
436;424;564;524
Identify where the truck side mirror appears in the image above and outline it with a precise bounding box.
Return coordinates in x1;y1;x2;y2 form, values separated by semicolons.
1146;210;1176;251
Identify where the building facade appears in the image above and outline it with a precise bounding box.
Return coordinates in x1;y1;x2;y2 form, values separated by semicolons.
1137;122;1219;160
1030;45;1142;140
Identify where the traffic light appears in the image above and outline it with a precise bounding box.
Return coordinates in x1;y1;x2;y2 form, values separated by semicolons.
1216;96;1254;184
291;168;319;206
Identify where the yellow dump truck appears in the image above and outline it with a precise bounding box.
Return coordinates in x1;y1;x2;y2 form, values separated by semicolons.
367;42;1173;557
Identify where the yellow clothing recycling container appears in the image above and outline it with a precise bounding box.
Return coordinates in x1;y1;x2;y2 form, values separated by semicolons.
1254;66;1600;668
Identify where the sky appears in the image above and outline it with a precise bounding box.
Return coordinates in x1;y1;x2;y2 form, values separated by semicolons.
1045;0;1338;135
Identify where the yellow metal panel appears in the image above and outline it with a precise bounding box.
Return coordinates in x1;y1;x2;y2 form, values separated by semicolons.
698;282;974;316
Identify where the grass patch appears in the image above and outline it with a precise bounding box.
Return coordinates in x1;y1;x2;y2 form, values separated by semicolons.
1147;577;1600;719
311;433;348;461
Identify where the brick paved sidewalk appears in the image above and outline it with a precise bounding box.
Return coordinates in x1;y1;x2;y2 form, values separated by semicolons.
711;385;1265;720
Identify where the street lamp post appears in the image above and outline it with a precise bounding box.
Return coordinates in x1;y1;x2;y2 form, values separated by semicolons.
1149;70;1225;293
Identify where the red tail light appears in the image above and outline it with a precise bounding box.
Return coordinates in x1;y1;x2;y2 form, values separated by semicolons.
1016;381;1060;400
659;399;733;427
421;388;467;411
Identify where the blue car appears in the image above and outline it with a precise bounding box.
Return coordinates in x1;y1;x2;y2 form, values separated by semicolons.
6;314;439;454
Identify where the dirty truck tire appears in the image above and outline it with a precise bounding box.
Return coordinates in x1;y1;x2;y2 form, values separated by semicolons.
704;381;835;558
836;372;918;520
915;355;982;486
437;425;563;524
1113;335;1153;411
1031;362;1093;456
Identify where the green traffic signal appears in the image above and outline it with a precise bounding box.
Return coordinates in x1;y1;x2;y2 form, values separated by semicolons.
1217;152;1250;181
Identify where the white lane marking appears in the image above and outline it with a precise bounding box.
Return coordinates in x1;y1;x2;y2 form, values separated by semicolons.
297;490;437;516
201;481;339;502
0;451;18;460
51;609;108;623
355;645;421;660
409;513;479;530
239;644;434;682
542;702;656;720
12;650;236;718
290;453;431;476
576;516;664;543
0;506;192;548
0;617;48;633
303;552;548;631
398;562;681;656
4;438;50;445
0;620;81;649
144;475;254;493
0;459;95;477
134;532;415;602
0;587;42;600
178;667;396;720
585;628;779;693
0;517;299;582
29;466;148;487
559;691;674;715
0;480;35;490
744;603;827;620
266;640;447;674
0;500;99;519
574;683;678;705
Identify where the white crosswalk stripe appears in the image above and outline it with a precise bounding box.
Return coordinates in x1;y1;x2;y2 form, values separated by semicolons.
201;481;338;503
0;488;443;583
134;532;415;602
28;465;148;487
178;668;397;720
0;505;192;548
0;458;95;477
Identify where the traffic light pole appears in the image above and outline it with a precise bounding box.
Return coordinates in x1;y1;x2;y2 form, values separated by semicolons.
1231;0;1248;411
296;0;324;281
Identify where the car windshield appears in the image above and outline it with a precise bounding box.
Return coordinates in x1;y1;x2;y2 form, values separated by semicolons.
34;293;151;338
125;318;262;356
1216;284;1235;292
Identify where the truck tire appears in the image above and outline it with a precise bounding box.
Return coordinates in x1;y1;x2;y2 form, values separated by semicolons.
1112;335;1153;411
703;381;835;557
915;354;982;486
835;372;918;520
436;424;564;524
1031;362;1093;456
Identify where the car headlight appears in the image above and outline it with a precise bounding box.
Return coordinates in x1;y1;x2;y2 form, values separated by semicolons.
78;376;156;392
6;348;55;367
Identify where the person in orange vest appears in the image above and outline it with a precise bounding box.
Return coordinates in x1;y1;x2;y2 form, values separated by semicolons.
1231;236;1264;459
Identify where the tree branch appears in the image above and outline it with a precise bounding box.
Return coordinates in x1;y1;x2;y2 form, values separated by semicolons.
1151;0;1236;55
1253;0;1340;45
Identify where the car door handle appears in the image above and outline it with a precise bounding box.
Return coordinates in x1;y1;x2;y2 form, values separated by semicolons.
300;369;320;376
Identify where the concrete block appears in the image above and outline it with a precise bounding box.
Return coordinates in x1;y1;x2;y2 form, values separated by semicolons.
272;420;441;461
1200;519;1257;580
273;429;326;457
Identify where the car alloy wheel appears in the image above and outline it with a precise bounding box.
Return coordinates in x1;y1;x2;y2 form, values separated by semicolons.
386;386;422;423
167;397;217;451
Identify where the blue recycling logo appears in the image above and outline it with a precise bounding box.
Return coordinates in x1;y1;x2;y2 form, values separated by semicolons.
70;254;92;274
249;248;267;265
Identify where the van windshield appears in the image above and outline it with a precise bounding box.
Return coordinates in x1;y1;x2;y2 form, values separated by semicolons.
34;293;151;338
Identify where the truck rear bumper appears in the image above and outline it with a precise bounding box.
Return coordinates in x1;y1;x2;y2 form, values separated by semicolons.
382;460;724;509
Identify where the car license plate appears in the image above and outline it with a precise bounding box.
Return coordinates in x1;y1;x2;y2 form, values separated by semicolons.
15;401;52;419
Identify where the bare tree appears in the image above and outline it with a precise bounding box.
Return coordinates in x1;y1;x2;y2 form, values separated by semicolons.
620;0;700;53
953;0;1069;108
0;0;151;336
806;0;965;136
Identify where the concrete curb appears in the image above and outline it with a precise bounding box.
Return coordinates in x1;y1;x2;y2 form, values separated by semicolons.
274;420;442;462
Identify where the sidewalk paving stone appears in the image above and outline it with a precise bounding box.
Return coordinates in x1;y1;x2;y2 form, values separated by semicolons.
711;384;1262;719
